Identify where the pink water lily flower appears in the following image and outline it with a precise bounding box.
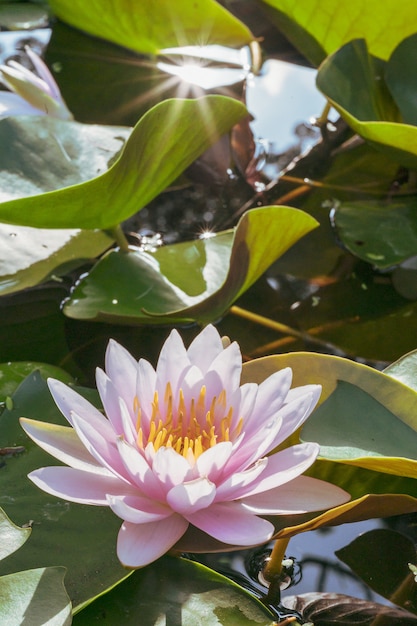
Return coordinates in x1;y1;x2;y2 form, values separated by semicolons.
0;47;73;120
20;325;349;568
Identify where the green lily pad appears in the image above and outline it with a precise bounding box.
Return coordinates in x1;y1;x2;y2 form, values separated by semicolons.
0;225;113;296
63;205;318;325
258;0;417;64
0;567;72;626
72;556;275;625
385;349;417;392
316;39;417;169
0;96;247;229
385;33;417;126
0;361;73;401
0;507;31;561
333;198;417;269
0;2;49;29
48;0;253;55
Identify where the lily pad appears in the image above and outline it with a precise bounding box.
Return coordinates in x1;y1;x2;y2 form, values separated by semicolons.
0;96;247;229
0;361;73;401
0;507;31;561
72;556;275;625
0;567;72;626
0;225;113;296
48;0;253;55
333;198;417;269
316;39;417;169
258;0;417;64
0;3;49;30
63;205;318;325
384;349;417;392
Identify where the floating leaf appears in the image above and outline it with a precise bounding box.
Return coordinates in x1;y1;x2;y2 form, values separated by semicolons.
63;206;318;325
0;96;247;229
0;2;49;30
72;556;275;625
0;508;31;562
0;225;113;296
316;39;417;169
333;199;417;268
0;567;72;626
0;361;73;401
336;529;417;613
384;349;417;392
385;33;417;125
258;0;417;64
48;0;253;55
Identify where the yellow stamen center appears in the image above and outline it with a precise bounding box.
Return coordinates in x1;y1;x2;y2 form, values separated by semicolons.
135;383;243;459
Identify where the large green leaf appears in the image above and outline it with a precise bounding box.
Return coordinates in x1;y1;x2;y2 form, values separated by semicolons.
385;349;417;393
385;33;417;126
63;205;318;324
0;507;31;561
333;198;417;269
72;556;275;625
48;0;253;55
258;0;417;64
0;96;247;229
0;361;73;401
0;567;72;626
0;225;113;296
316;39;417;169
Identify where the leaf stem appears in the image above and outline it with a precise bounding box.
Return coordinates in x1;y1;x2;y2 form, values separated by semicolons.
263;538;291;583
109;224;130;253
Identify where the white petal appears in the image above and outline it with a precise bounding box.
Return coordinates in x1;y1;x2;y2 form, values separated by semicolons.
0;91;43;118
155;329;191;396
105;339;138;408
206;341;242;392
96;368;129;435
47;378;114;437
136;358;157;424
187;324;224;372
117;516;189;567
28;467;133;505
195;441;233;482
186;502;274;546
151;447;193;489
20;418;111;475
245;368;293;433
241;475;350;514
107;494;171;523
167;477;216;514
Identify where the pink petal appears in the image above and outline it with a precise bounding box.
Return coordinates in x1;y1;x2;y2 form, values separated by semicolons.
215;457;268;501
195;442;233;482
117;439;165;500
47;379;114;438
25;46;62;100
245;369;293;434
234;443;320;499
117;516;189;567
107;494;171;523
104;339;138;409
69;409;130;482
28;467;133;505
278;385;322;441
241;475;350;514
186;502;274;546
151;447;193;489
0;91;44;117
186;324;224;371
20;418;111;475
167;477;216;514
